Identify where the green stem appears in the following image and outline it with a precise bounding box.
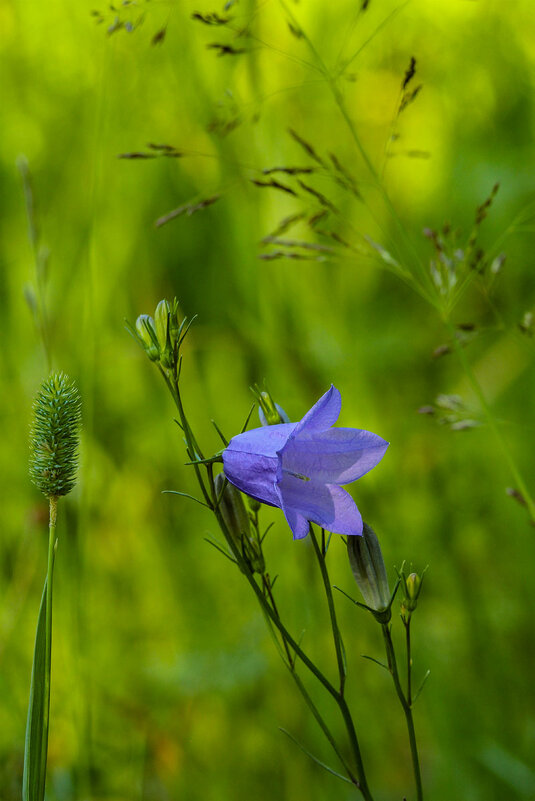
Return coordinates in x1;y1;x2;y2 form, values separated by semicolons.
444;316;535;523
309;527;346;695
209;487;374;800
40;496;57;798
161;367;212;509
405;620;412;706
262;603;357;785
262;574;295;669
382;624;423;801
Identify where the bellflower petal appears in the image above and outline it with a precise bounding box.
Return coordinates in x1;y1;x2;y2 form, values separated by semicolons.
276;475;363;538
222;386;388;540
223;424;296;506
279;504;310;540
291;385;341;436
222;448;280;506
281;428;389;484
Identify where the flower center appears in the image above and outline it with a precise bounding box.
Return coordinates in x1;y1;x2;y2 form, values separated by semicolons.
283;468;311;481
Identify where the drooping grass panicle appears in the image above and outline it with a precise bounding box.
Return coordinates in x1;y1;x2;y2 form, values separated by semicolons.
29;373;81;498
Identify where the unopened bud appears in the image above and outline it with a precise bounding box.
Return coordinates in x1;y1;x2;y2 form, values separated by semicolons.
348;522;391;621
135;314;160;361
169;298;181;342
215;473;265;573
154;300;170;351
254;388;290;426
406;572;420;601
154;300;174;368
400;568;425;622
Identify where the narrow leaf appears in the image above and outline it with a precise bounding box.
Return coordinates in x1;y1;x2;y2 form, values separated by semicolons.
361;654;389;671
162;490;212;509
413;669;431;702
279;728;353;784
23;580;48;801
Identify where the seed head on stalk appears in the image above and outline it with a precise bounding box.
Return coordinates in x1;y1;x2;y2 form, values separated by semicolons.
29;373;81;499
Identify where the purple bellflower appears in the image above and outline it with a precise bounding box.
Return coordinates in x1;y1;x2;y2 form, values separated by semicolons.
222;386;389;540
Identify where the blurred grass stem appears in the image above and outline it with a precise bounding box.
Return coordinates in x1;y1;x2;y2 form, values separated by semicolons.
18;157;52;371
278;0;436;306
444;316;535;523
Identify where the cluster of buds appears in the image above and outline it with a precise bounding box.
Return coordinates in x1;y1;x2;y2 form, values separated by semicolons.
127;298;186;372
399;567;426;623
214;474;265;574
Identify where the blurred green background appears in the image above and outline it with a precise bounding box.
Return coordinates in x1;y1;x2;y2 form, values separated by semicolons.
2;0;535;798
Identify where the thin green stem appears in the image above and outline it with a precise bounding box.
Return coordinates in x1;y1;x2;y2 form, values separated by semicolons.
405;620;412;706
444;316;535;523
262;574;295;668
309;526;346;695
40;496;57;798
161;367;212;509
207;481;374;799
262;604;357;785
382;624;423;801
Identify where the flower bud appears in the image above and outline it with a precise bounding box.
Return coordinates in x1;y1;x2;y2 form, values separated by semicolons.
215;473;265;573
400;568;425;622
154;299;175;368
135;314;160;361
255;388;290;426
347;522;391;620
169;298;181;342
29;373;81;498
154;300;170;351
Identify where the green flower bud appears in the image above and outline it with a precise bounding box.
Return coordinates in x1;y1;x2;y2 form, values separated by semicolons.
154;299;175;368
406;572;421;601
29;373;81;498
251;385;290;426
154;299;170;351
169;298;181;342
400;568;425;622
135;314;160;362
348;522;391;621
215;473;265;574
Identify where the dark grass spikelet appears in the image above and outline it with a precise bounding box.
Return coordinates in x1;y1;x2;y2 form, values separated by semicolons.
29;374;81;498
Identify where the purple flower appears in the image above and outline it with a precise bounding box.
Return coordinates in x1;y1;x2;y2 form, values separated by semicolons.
222;386;389;540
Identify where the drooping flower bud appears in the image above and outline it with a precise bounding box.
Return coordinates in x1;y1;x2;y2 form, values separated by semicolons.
135;314;160;361
347;522;391;621
215;473;265;574
29;374;82;498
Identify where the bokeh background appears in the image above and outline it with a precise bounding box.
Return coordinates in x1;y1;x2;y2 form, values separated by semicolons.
1;0;535;799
